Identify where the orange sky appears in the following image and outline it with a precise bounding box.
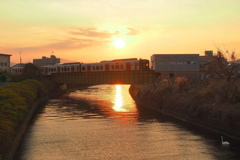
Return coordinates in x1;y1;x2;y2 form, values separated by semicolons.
1;0;240;63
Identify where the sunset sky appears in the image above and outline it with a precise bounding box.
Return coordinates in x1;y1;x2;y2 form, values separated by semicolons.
1;0;240;63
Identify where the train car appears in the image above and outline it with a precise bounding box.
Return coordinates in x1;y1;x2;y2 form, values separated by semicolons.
81;58;149;72
42;62;81;75
11;58;149;76
41;64;58;76
11;63;25;75
81;63;105;72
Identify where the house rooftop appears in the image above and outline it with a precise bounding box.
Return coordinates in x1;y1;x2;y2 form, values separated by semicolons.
0;53;12;56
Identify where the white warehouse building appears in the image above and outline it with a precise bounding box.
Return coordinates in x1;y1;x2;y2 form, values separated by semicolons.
151;54;200;79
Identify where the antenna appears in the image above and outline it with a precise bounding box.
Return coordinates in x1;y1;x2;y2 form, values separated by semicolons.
19;52;22;64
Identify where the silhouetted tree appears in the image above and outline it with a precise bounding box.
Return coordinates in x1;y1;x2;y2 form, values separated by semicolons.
213;49;240;81
0;71;11;82
21;63;42;80
212;49;240;103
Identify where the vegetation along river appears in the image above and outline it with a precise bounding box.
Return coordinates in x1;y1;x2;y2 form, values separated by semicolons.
14;84;240;160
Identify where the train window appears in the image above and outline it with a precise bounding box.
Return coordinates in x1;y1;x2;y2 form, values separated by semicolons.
96;66;99;70
82;67;86;71
116;64;119;69
93;66;95;70
100;66;103;70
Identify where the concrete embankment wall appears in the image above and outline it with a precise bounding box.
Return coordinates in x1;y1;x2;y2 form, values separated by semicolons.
129;84;240;143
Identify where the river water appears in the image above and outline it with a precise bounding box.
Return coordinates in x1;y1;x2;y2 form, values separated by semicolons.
14;84;240;160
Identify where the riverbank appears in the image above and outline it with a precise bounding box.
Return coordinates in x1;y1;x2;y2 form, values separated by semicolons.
129;78;240;144
0;81;94;160
0;80;61;160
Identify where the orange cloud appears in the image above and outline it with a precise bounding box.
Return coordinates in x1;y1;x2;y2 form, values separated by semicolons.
127;28;139;35
69;28;119;39
2;38;110;53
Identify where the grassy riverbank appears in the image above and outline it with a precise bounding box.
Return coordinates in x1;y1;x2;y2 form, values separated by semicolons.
0;79;49;159
131;78;240;141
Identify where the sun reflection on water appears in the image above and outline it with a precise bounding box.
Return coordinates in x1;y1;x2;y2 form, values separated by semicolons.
112;85;127;112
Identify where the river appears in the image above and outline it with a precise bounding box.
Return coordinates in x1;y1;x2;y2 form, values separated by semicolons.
14;84;240;160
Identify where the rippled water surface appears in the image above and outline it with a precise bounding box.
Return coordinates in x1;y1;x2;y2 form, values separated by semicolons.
14;85;240;160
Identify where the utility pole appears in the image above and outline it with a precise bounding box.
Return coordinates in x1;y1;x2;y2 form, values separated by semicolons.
19;52;22;64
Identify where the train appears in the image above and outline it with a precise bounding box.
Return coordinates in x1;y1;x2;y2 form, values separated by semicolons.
11;58;150;76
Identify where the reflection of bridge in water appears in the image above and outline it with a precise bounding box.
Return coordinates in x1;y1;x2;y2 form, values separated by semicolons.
51;70;155;85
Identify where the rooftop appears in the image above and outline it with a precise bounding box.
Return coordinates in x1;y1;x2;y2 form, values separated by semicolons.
0;53;12;56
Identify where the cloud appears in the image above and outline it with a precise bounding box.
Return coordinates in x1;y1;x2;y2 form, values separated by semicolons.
69;28;119;39
127;28;139;35
1;38;110;53
0;26;140;56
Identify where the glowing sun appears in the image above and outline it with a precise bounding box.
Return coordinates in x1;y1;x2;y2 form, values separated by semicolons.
112;38;126;49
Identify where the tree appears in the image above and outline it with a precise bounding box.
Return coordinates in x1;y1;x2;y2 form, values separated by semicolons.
22;63;42;80
213;50;239;81
0;71;11;82
213;50;240;103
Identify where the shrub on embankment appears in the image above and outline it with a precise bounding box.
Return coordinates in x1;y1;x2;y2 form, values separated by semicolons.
135;77;240;133
0;79;48;158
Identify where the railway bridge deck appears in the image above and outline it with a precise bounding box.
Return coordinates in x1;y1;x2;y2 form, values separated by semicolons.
51;70;155;85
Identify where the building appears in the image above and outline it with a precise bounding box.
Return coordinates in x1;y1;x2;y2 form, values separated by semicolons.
33;55;60;67
0;53;11;72
199;50;217;64
151;54;200;79
11;63;26;75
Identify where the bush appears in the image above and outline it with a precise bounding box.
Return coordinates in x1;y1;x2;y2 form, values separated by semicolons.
175;77;189;92
0;79;48;157
136;77;240;133
5;80;47;102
